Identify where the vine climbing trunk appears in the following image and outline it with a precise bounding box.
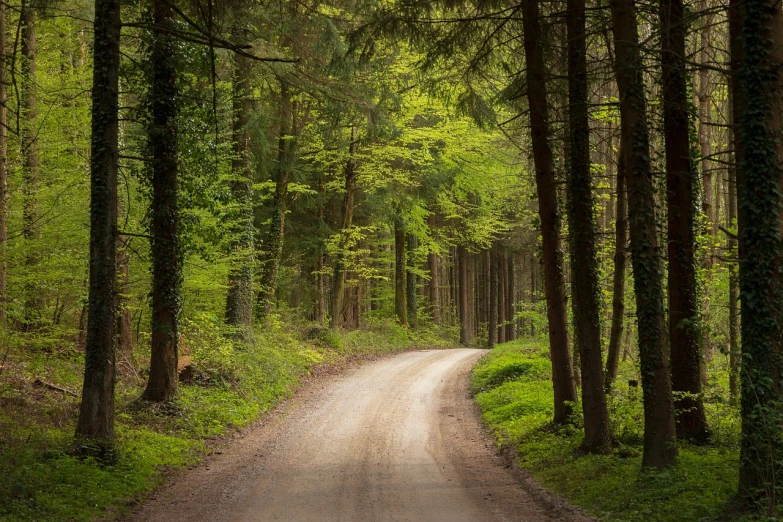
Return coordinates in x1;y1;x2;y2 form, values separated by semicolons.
610;0;678;468
142;0;180;402
521;0;577;424
660;0;709;443
21;5;40;329
735;0;783;508
331;127;358;329
257;81;294;321
75;0;120;449
225;54;255;335
605;145;626;393
566;0;611;452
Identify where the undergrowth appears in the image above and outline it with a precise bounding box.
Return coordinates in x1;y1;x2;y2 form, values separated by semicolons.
0;316;455;521
472;339;742;522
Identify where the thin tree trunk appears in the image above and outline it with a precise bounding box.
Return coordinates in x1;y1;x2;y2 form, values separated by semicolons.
21;6;40;328
610;0;678;468
225;54;255;334
394;219;407;327
566;0;611;452
521;0;578;424
605;145;627;393
117;236;132;356
458;245;470;344
406;234;418;328
427;213;439;324
142;0;179;402
488;247;498;348
727;90;740;406
661;0;709;443
498;251;507;344
506;253;516;341
75;0;120;450
0;0;7;327
330;127;358;328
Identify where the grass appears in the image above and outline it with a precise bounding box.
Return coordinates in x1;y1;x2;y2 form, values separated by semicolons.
472;339;743;522
0;315;455;521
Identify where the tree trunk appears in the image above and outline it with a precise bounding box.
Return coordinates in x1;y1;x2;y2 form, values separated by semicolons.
506;253;516;341
142;0;179;402
406;234;418;329
75;0;120;450
488;247;498;348
521;0;578;424
566;0;612;452
458;245;471;344
498;251;507;344
330;127;358;329
735;0;783;508
605;144;627;393
21;5;40;328
117;237;132;356
727;91;740;406
610;0;678;468
225;54;255;334
394;219;407;326
257;81;293;320
660;0;709;444
0;0;6;327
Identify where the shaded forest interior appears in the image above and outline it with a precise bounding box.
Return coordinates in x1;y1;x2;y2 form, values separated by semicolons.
0;0;782;519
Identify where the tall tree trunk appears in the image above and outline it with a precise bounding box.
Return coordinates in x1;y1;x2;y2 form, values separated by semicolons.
727;91;740;406
660;0;709;443
406;234;418;328
735;0;783;507
457;245;470;344
225;54;255;334
605;145;627;393
566;0;611;453
506;253;516;341
142;0;179;402
0;0;7;327
330;127;358;328
394;219;407;327
257;81;293;320
428;214;440;325
498;251;507;344
521;0;578;424
75;0;120;450
488;247;498;348
610;0;678;468
117;236;132;356
21;5;40;328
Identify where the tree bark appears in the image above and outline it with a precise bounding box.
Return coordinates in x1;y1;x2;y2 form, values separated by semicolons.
225;54;255;334
498;251;507;344
0;0;7;327
610;0;678;468
117;236;132;356
735;0;783;507
521;0;578;424
488;247;498;348
605;144;627;393
727;90;740;406
660;0;709;443
394;219;407;327
457;245;471;344
406;234;418;328
566;0;612;453
506;253;516;341
75;0;120;450
330;127;358;328
428;213;440;325
142;0;180;402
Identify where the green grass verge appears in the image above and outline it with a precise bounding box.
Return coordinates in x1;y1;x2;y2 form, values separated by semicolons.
472;339;741;522
0;317;455;521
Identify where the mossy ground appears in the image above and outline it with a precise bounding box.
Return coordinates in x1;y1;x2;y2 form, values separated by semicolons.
0;317;456;521
472;339;745;522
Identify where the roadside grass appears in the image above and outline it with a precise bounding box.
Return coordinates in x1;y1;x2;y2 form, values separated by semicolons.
0;317;455;521
472;339;741;522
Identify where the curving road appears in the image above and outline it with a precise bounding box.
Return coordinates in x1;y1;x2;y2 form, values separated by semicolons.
131;349;586;522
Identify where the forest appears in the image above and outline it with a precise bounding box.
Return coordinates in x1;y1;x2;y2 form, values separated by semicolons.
0;0;781;518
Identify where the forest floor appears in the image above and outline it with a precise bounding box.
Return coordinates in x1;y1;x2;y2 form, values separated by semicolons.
128;349;591;522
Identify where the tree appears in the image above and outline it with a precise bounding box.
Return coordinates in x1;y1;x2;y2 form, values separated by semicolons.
609;0;678;468
605;143;626;393
395;217;407;326
566;0;611;453
75;0;121;452
521;0;578;424
660;0;709;443
141;0;180;402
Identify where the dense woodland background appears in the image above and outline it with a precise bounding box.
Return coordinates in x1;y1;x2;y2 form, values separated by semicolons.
0;0;782;518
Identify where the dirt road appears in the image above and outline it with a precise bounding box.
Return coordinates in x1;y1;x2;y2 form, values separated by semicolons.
131;349;590;522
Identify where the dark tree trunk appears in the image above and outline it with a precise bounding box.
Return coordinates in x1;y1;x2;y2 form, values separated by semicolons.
605;145;627;393
142;0;179;402
521;0;578;424
610;0;678;468
428;215;440;325
660;0;709;444
225;54;255;334
394;219;407;326
735;0;783;508
0;0;6;326
498;251;507;344
330;127;358;329
117;237;132;356
566;0;611;453
21;6;40;328
727;91;740;406
257;81;293;320
488;247;498;348
406;234;418;328
457;245;471;344
75;0;120;449
506;253;516;341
